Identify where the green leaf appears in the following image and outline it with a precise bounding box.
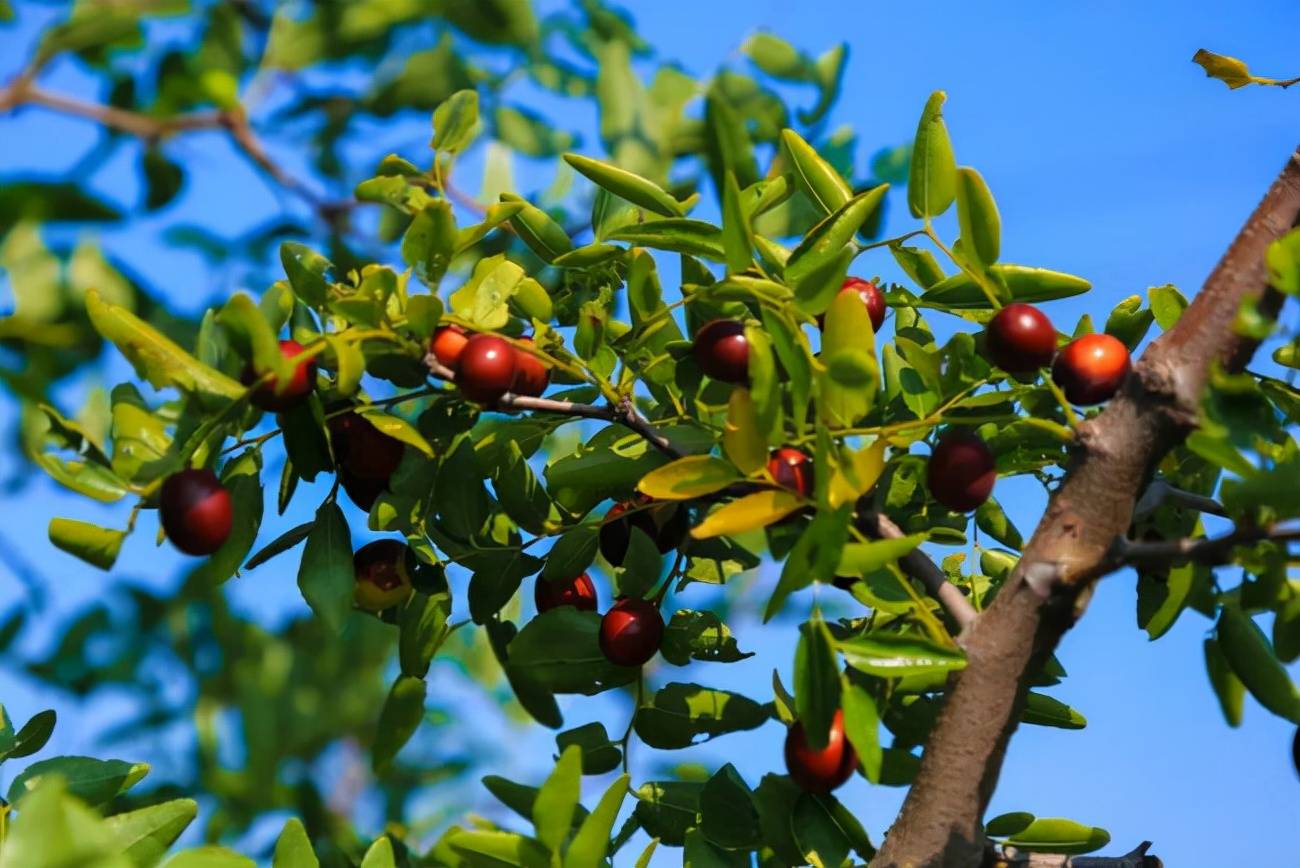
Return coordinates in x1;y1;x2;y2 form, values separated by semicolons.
784;186;889;287
563;773;629;868
446;829;550;868
840;677;882;783
1104;294;1155;350
795;617;841;750
700;764;760;850
780;129;851;216
403;202;457;288
244;521;313;572
722;389;767;475
534;746;583;853
1021;692;1087;729
985;812;1036;837
161;848;256;868
638;455;742;501
503;193;573;264
297;502;354;635
1204;637;1245;728
955;166;1000;266
449;255;525;330
0;709;55;762
1267;227;1300;295
633;781;702;847
908;91;957;219
556;723;622;775
359;838;396;868
791;793;849;868
48;518;125;571
85;290;243;407
721;172;753;274
495;105;576;157
1217;604;1300;722
1149;284;1189;330
399;590;451;679
217;292;292;387
974;497;1022;550
0;776;130;868
608;219;725;261
891;244;946;289
542;526;600;582
280;242;331;308
661;610;752;666
838;631;966;678
105;799;198;867
8;756;148;807
634;682;770;749
431;89;480;153
272;818;318;868
372;675;426;773
819;285;880;425
921;265;1090;309
690;490;804;539
766;507;850;621
355;407;432;457
507;608;638;696
1001;818;1111;855
564;153;684;217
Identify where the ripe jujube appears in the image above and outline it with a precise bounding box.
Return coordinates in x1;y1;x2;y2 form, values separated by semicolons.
1052;333;1131;405
511;337;551;398
243;339;316;412
986;303;1056;373
457;334;517;405
599;596;663;667
329;412;405;481
340;469;387;513
353;539;414;612
767;447;814;497
927;431;996;512
692;319;749;384
535;572;597;613
160;468;233;556
430;325;470;371
784;709;858;793
599;496;688;566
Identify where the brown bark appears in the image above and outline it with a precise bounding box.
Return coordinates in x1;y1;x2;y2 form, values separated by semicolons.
874;147;1300;867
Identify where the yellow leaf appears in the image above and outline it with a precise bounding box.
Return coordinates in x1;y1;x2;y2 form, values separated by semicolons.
723;389;767;476
638;455;740;501
691;490;804;539
828;439;888;509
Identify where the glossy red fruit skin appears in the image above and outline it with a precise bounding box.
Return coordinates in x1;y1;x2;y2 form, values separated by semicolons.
535;572;597;613
329;412;404;480
340;468;387;512
243;340;316;412
160;468;233;556
986;303;1056;373
927;431;996;513
457;334;518;405
431;325;470;371
841;277;887;333
1051;333;1131;405
784;709;858;793
511;337;551;398
599;597;664;667
693;319;749;384
353;539;412;611
599;497;688;566
768;447;814;497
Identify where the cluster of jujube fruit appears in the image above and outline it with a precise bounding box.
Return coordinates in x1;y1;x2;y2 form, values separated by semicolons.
430;325;551;403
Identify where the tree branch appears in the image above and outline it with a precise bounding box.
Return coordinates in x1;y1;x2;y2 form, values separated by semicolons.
1101;523;1300;574
986;841;1160;868
876;147;1300;867
1132;478;1226;519
859;510;978;631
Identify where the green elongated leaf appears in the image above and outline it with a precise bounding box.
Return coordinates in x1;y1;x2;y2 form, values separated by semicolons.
690;490;804;539
1001;818;1111;855
634;682;770;750
534;746;582;853
446;829;551;868
840;677;882;783
105;799;198;867
327;336;363;397
723;389;767;475
1148;284;1189;330
507;608;638;696
297;502;354;635
838;631;965;677
160;848;254;868
633;781;702;847
791;793;849;868
359;838;396;868
819;285;880;425
556;723;622;775
272;818;319;868
244;521;313;571
780;129;851;216
355;407;432;457
638;455;741;501
0;709;54;763
399;590;451;678
372;675;426;773
217;292;292;386
921;264;1090;308
974;497;1022;550
784;186;889;287
985;812;1036;837
661;609;752;666
766;507;850;621
1104;294;1154;350
891;244;946;289
495;104;576;156
721;172;753;274
513;278;555;326
762;308;813;432
745;33;809;79
955;166;1000;266
700;764;760;850
1266;226;1300;295
1217;604;1300;722
403;201;457;289
280;242;331;308
564;153;684;217
8;756;148;807
542;526;600;582
608;220;725;261
1204;637;1245;728
48;518;125;571
908;91;957;219
1021;692;1087;729
502;193;573;263
563;773;629;868
431;89;480;153
795;617;841;750
85;290;243;406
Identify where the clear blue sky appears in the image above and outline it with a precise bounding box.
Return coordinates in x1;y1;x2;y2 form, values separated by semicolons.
2;1;1298;864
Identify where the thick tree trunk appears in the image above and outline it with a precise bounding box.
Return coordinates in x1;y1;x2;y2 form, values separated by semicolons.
874;148;1300;868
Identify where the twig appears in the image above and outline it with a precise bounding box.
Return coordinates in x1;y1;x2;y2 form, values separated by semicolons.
859;511;978;631
424;354;682;459
1101;523;1300;575
987;840;1160;868
1133;478;1227;519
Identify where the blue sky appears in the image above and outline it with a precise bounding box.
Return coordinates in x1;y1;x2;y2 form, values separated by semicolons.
2;1;1299;864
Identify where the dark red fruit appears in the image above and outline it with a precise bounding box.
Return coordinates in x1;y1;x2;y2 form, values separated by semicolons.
353;539;412;611
431;325;470;371
511;337;551;398
927;431;996;513
692;319;749;384
785;709;858;793
340;468;388;512
840;277;887;332
160;468;233;556
986;303;1056;373
242;339;316;412
1051;333;1131;405
768;447;814;497
599;496;688;566
329;412;405;480
599;597;664;667
535;572;597;613
457;334;517;405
